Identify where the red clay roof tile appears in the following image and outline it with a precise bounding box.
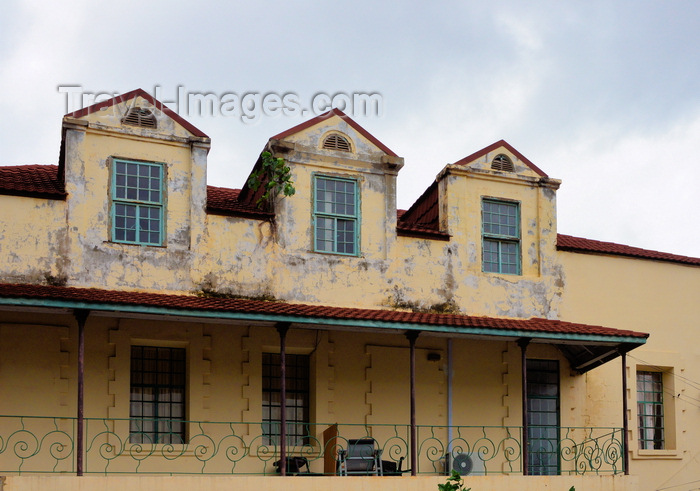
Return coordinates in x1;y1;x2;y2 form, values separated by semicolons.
0;282;648;340
0;165;66;199
557;234;700;266
396;182;450;240
206;185;273;219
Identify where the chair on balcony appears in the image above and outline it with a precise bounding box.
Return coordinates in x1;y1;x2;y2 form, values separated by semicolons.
381;456;410;476
274;456;314;475
337;438;383;476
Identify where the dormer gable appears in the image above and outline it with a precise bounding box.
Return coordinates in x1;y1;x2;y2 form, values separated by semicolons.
270;108;399;160
238;109;404;211
398;141;562;281
63;88;209;142
235;109;404;260
53;89;211;287
453;139;548;179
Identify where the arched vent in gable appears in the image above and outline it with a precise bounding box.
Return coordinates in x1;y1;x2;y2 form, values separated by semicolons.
491;154;514;172
322;134;352;152
122;107;157;129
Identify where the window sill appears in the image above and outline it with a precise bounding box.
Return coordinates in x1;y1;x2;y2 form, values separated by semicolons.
481;269;523;278
108;240;167;248
631;449;682;460
311;249;361;258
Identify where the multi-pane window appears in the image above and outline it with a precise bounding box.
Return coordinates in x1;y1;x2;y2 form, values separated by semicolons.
637;371;664;449
482;199;520;275
526;359;560;475
314;176;358;255
130;346;186;444
262;353;310;445
112;159;164;246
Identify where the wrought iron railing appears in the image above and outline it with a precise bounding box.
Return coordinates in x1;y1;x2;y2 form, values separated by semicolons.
0;416;75;473
0;416;624;475
553;426;625;475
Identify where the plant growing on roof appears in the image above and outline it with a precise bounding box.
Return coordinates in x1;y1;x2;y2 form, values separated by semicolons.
247;151;295;209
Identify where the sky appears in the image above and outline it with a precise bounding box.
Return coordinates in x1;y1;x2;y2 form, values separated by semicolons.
1;1;698;257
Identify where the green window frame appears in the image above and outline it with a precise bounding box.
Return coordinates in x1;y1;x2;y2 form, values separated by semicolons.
637;371;664;449
482;199;520;275
313;175;359;255
111;159;164;246
129;346;186;444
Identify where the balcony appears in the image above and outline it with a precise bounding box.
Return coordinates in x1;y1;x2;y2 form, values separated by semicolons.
0;416;625;476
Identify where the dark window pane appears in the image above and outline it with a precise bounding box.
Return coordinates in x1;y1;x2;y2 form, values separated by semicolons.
526;359;559;475
129;346;186;444
637;371;664;449
262;352;310;445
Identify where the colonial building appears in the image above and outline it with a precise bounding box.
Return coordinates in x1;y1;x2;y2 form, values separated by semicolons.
0;89;698;491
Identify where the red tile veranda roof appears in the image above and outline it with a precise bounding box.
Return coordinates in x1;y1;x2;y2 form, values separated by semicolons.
557;234;700;266
0;283;648;341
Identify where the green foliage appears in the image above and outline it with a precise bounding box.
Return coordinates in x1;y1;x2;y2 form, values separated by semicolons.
247;151;295;209
438;470;471;491
569;487;576;491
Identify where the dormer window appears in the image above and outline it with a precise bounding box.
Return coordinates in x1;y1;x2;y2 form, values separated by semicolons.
491;154;514;172
482;198;520;275
111;159;164;246
322;134;352;152
122;107;157;129
313;175;359;255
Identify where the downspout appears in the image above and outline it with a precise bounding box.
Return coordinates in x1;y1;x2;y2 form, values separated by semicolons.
277;322;291;476
74;309;90;476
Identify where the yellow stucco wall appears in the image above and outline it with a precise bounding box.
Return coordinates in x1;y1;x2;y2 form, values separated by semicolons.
1;94;698;490
192;116;565;318
1;102;565;318
0;195;66;284
558;251;700;491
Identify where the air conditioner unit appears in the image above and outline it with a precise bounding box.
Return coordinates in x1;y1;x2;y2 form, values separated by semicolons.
450;453;486;476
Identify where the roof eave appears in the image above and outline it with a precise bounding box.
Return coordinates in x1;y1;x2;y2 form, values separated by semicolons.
0;295;647;347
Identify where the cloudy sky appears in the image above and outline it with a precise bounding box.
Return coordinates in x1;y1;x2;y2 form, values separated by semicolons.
1;1;698;257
